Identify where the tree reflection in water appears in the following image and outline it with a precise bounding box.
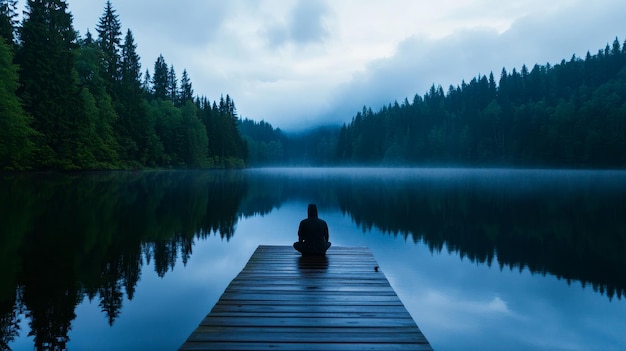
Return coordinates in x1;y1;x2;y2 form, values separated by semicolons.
0;171;246;349
1;168;625;349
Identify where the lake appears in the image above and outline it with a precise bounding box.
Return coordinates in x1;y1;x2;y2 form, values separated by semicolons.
1;168;625;351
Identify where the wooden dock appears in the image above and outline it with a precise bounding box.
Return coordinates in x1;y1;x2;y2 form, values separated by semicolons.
179;245;433;350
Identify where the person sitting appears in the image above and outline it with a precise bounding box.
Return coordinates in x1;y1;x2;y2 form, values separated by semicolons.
293;204;331;256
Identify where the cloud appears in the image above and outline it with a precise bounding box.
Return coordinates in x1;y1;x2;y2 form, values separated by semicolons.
71;1;231;48
63;1;626;132
265;0;330;48
289;0;330;44
319;0;626;125
320;29;504;125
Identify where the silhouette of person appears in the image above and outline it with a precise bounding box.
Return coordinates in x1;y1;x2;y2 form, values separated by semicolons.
293;204;331;256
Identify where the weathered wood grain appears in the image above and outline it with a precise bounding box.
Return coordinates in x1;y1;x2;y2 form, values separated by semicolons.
179;245;433;351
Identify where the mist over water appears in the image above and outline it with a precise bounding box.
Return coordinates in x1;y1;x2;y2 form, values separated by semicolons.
1;168;625;350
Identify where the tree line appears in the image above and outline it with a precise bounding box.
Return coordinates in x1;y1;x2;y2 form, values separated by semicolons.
0;0;245;171
240;118;337;166
335;38;626;168
240;37;626;168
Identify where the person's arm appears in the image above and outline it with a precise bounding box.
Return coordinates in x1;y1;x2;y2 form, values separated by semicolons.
323;222;329;242
297;221;304;243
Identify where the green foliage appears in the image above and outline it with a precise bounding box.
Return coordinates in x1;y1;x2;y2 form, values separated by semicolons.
96;0;122;94
16;0;98;170
116;29;154;165
75;33;120;168
0;38;36;170
179;69;193;106
336;38;626;168
181;101;209;168
167;65;177;103
151;54;168;101
150;99;184;167
240;118;339;166
198;95;247;167
3;1;245;171
0;0;17;44
240;119;286;165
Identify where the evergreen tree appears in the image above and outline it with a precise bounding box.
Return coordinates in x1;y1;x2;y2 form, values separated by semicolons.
181;100;208;167
167;64;177;103
0;37;36;170
0;0;17;44
152;54;168;100
17;0;97;169
75;30;119;167
121;30;141;87
239;118;287;165
179;69;193;105
96;0;122;94
142;68;151;95
334;37;626;168
0;0;248;170
117;29;151;163
151;99;184;166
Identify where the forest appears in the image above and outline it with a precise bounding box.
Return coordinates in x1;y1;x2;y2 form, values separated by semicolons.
2;2;626;171
0;0;246;171
336;38;626;168
240;119;337;166
335;38;626;168
243;37;626;168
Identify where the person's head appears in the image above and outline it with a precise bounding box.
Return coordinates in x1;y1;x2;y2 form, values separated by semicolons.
307;203;318;218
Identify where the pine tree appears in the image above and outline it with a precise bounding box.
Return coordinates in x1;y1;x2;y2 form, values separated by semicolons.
0;0;17;45
121;29;141;87
96;0;122;94
167;64;177;103
225;94;236;117
17;0;95;169
142;68;151;94
0;37;36;170
75;29;119;166
152;54;168;100
76;30;104;101
179;69;193;105
181;100;208;167
118;29;152;163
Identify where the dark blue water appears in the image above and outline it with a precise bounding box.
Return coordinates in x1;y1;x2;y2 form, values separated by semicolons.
1;168;625;350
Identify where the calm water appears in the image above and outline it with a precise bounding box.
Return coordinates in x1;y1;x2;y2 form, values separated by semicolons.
1;168;625;351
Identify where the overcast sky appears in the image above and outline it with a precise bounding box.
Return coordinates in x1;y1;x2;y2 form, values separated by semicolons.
59;1;626;131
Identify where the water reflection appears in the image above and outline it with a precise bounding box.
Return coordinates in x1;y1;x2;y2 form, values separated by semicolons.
0;171;246;350
1;168;625;350
246;168;626;300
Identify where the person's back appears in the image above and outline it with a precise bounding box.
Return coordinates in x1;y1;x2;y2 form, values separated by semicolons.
294;204;331;256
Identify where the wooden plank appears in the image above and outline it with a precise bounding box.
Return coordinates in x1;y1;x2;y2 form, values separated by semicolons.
210;304;410;313
186;327;428;342
179;245;433;351
200;317;418;328
212;300;404;310
203;309;416;322
181;342;433;351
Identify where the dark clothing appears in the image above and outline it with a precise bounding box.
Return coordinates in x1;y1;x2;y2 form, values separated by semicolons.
293;241;331;256
294;204;331;256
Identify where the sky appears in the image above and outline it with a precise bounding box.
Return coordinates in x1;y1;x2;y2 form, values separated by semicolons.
49;1;626;131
